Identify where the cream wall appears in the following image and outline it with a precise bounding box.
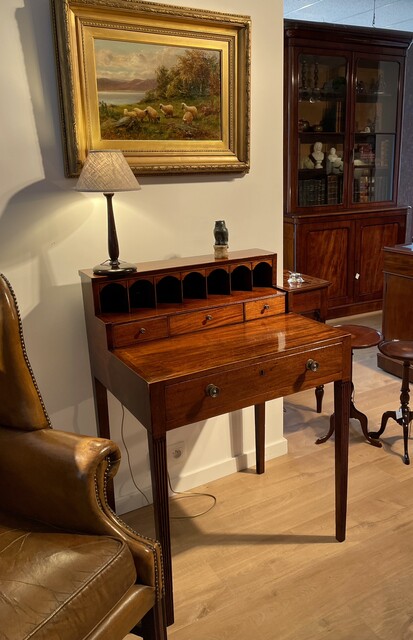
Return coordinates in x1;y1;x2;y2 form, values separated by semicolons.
0;0;285;513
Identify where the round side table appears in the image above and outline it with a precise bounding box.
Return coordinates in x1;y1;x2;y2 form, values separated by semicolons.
316;324;382;446
369;340;413;465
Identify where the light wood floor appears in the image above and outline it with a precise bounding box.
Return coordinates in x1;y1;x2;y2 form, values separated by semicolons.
123;312;413;640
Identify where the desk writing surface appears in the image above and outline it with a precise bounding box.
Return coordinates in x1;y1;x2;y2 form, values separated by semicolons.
114;313;348;383
113;313;351;431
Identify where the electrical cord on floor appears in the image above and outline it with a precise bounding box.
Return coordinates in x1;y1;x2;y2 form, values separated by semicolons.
119;404;217;518
120;404;150;505
167;473;217;519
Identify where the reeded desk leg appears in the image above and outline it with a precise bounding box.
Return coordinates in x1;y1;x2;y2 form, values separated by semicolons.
334;378;350;542
93;377;115;509
254;403;265;474
147;433;174;625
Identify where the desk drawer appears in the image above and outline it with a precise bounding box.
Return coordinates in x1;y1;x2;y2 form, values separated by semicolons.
165;342;342;428
112;317;168;347
289;290;322;314
169;304;243;336
244;295;285;321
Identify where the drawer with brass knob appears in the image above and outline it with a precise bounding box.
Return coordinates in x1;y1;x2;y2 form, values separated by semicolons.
112;317;168;347
169;304;244;336
164;342;343;429
244;294;285;321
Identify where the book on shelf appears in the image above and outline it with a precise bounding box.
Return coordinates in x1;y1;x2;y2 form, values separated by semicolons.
335;101;342;132
353;174;390;202
298;175;343;206
327;174;342;205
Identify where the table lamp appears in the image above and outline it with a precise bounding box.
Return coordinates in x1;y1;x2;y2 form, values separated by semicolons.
75;149;141;275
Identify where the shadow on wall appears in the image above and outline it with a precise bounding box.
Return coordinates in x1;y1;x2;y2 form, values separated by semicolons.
0;181;96;433
1;0;248;460
0;0;98;432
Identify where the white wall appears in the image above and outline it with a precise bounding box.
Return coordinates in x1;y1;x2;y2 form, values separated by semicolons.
0;0;285;514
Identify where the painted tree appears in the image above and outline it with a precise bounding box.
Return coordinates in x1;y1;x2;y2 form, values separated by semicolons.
176;49;220;97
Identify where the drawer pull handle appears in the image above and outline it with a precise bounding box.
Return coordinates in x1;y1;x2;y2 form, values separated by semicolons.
139;327;146;334
263;304;270;311
306;359;319;372
205;314;213;321
205;383;220;398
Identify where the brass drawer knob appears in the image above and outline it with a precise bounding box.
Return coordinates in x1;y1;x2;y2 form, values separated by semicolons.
205;314;213;321
263;304;270;311
139;327;146;334
205;383;220;398
306;358;319;372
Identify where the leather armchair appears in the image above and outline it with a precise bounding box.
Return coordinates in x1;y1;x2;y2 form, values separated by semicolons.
0;273;167;640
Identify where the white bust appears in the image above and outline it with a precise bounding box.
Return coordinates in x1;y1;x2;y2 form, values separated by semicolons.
328;147;343;172
304;141;324;169
328;147;339;162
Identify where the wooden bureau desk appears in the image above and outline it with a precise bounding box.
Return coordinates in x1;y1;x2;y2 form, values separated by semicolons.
79;250;351;625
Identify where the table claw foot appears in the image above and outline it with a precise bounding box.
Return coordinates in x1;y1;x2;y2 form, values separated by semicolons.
315;414;334;445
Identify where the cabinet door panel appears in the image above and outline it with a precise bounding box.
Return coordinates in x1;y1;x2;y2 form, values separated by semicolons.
356;219;404;301
297;224;352;307
352;58;401;207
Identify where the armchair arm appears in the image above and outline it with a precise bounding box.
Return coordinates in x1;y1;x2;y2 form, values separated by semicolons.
0;427;163;599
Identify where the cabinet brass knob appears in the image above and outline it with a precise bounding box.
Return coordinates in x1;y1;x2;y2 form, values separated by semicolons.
263;304;270;311
306;358;319;372
205;383;220;398
205;314;213;321
139;327;146;334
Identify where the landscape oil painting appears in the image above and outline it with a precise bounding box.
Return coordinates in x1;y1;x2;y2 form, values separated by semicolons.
95;39;222;141
51;0;250;175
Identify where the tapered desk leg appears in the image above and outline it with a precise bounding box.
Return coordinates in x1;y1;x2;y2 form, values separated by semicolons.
147;432;174;626
334;378;351;542
93;378;115;509
255;403;265;474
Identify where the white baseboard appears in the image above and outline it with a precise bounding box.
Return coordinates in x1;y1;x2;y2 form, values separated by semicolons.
116;437;288;515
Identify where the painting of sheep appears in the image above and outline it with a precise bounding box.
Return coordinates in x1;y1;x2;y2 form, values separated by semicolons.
95;39;221;141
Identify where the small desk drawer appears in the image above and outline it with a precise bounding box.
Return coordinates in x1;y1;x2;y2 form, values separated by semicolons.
112;317;168;347
289;290;322;314
244;295;285;321
165;342;342;428
169;304;243;336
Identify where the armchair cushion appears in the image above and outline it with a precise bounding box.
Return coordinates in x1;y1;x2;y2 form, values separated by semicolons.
0;515;155;640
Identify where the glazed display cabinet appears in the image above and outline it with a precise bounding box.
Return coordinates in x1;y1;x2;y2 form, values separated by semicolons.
284;20;411;317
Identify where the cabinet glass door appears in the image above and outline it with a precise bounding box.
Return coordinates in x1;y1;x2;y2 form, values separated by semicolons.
352;59;399;204
297;54;347;208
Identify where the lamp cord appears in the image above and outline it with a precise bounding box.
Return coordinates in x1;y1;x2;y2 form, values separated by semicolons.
119;404;216;518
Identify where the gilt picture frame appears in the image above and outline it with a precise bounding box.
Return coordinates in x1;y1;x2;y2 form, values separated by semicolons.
51;0;251;176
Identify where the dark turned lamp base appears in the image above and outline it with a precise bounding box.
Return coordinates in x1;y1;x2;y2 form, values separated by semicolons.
93;193;137;276
93;261;137;276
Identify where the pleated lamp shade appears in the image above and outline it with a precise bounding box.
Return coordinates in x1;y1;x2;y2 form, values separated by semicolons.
75;150;141;193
